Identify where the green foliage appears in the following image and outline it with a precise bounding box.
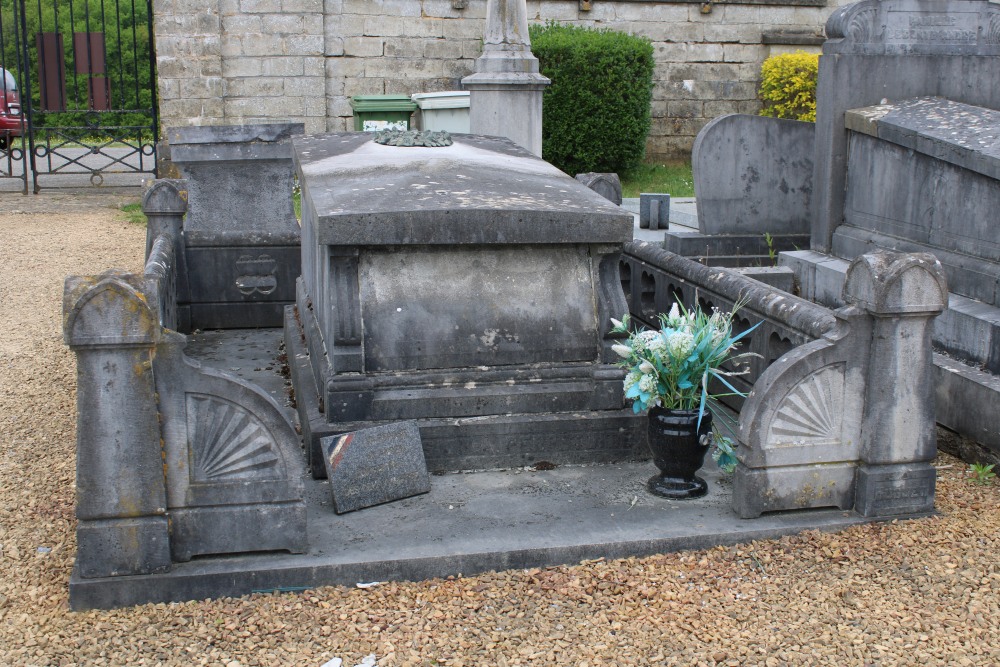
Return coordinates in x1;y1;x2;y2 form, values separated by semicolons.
0;0;155;137
120;200;146;226
764;232;777;266
529;22;654;175
969;462;996;485
758;51;819;122
620;161;694;198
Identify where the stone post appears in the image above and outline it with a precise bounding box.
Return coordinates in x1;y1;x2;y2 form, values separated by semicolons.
64;272;171;577
461;0;550;156
143;179;189;310
842;251;948;517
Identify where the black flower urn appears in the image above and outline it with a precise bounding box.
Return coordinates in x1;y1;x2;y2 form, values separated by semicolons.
646;407;711;499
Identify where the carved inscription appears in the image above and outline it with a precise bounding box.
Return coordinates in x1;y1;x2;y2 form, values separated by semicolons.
886;11;978;44
235;254;278;296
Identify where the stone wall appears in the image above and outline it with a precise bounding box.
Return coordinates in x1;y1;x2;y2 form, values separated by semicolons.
154;0;852;158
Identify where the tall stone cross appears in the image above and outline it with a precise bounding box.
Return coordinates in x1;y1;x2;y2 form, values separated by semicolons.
462;0;550;156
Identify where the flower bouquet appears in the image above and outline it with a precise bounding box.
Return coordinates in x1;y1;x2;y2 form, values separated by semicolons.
611;301;757;487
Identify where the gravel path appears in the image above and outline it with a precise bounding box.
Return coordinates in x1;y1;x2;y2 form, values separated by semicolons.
1;194;999;666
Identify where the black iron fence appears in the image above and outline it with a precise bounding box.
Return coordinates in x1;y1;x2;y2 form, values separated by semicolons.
0;0;157;193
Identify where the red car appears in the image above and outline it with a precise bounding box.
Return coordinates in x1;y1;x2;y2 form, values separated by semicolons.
0;68;23;150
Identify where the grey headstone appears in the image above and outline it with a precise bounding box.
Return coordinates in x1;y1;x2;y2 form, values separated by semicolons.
321;421;431;514
575;172;622;205
639;193;670;230
692;114;813;236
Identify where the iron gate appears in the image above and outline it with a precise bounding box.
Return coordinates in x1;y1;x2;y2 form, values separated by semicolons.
0;0;157;193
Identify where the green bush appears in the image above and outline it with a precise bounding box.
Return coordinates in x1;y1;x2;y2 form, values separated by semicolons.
529;22;654;175
758;51;820;122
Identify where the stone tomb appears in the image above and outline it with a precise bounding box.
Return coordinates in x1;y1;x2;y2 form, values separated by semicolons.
288;132;644;473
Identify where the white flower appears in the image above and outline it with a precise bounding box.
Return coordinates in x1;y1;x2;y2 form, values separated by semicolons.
624;370;641;391
667;330;695;358
711;328;727;347
637;330;660;349
638;360;655;374
612;343;632;359
667;303;680;322
638;373;657;394
645;333;667;356
610;317;624;329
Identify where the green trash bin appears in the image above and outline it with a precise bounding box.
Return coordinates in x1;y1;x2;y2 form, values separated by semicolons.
350;95;418;132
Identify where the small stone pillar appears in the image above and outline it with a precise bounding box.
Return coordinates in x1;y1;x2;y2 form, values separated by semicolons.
64;272;171;577
143;179;189;314
461;0;550;156
843;251;948;517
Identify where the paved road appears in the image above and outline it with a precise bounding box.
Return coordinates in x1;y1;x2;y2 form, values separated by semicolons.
0;145;153;193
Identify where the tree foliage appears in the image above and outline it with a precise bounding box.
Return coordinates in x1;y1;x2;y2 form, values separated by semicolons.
0;0;154;137
758;51;819;123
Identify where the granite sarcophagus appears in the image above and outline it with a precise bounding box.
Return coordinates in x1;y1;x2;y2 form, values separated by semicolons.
287;132;645;473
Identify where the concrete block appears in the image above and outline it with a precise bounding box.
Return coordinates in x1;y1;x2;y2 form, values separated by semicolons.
735;266;796;293
640;193;670;230
777;249;827;301
813;257;849;308
76;517;172;579
935;352;1000;459
321;422;431;514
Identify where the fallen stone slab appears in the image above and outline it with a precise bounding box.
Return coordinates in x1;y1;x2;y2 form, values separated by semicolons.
321;421;431;514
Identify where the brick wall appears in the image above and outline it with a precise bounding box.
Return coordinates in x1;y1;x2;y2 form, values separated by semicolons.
155;0;849;159
155;0;327;134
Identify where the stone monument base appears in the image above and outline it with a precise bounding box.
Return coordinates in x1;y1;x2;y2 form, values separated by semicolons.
285;307;645;477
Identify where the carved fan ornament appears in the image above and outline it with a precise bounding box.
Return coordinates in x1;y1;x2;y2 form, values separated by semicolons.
988;13;1000;45
765;364;845;448
186;394;283;482
827;3;879;42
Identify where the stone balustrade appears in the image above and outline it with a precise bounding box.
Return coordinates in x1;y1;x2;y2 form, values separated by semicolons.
621;241;948;519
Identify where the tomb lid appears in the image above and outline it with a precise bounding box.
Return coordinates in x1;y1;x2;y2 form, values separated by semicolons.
845;97;1000;181
294;132;634;246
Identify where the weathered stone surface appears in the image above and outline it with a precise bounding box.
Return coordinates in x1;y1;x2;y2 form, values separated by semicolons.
64;272;172;579
164;124;304;329
729;250;947;519
167;123;303;244
692;114;814;236
292;131;639;473
153;333;308;562
575;172;622;205
812;0;1000;252
837;99;1000;308
321;421;431;514
461;0;549;155
295;134;626;245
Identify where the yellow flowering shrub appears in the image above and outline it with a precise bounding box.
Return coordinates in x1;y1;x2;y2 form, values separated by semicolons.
758;51;820;122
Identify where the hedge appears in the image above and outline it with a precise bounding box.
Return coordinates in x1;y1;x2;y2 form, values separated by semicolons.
529;22;654;175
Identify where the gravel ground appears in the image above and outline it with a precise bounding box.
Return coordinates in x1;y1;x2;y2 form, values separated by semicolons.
2;193;1000;666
